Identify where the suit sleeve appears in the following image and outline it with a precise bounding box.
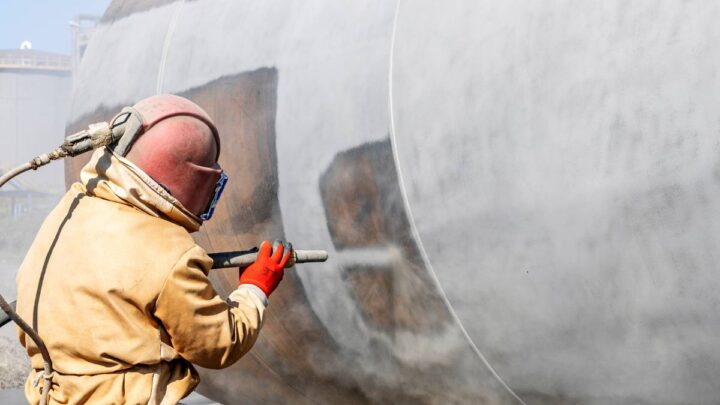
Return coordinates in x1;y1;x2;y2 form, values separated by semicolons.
154;245;267;369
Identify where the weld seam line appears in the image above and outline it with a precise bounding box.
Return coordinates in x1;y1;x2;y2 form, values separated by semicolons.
386;1;526;403
156;0;185;95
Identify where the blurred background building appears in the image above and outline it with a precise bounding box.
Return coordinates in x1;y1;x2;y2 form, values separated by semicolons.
0;46;72;194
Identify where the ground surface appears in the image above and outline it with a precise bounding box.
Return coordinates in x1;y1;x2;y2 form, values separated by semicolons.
0;388;24;404
0;336;29;389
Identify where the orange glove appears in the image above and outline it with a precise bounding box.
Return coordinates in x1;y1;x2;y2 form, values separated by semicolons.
239;240;292;296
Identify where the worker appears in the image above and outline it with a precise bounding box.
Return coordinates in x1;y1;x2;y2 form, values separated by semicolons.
14;94;289;404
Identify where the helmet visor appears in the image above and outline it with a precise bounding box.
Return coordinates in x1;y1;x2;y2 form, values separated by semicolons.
199;172;228;221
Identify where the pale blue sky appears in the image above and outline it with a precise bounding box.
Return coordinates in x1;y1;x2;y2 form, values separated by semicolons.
0;1;111;54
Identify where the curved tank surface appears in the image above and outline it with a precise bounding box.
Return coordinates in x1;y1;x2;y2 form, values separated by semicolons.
65;1;720;404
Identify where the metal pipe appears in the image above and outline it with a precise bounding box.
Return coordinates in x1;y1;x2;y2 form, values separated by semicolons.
210;249;329;270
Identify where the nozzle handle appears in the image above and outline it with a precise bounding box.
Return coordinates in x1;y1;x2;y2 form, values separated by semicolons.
209;249;328;269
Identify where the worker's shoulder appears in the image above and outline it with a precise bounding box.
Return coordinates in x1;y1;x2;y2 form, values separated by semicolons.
19;188;211;309
90;198;201;259
50;187;206;273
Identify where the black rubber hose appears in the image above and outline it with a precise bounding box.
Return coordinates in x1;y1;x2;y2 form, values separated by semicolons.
0;299;15;328
0;297;52;369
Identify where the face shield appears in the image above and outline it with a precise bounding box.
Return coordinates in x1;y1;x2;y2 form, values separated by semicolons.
199;171;228;221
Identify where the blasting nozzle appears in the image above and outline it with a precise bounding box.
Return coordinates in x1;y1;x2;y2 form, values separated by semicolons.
209;249;329;270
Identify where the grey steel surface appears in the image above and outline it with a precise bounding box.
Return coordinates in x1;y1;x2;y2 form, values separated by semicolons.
63;0;720;403
391;2;720;403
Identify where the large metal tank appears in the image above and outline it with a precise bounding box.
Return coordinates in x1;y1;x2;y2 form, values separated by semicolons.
65;1;720;404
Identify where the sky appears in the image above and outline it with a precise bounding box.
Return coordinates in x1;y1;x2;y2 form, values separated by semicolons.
0;0;111;54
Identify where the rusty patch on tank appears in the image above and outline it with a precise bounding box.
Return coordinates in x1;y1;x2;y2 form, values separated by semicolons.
320;139;451;332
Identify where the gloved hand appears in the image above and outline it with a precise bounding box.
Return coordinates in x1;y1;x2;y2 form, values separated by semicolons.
239;240;292;296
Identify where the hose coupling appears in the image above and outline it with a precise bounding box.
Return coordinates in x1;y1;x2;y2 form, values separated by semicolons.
61;121;113;157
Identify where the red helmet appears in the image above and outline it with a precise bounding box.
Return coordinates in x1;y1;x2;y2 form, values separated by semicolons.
130;94;220;157
120;94;224;218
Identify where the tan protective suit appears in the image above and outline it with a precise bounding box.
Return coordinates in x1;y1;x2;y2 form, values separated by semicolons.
15;148;267;404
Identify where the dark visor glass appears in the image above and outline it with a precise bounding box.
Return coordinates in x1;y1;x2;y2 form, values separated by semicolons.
200;172;228;221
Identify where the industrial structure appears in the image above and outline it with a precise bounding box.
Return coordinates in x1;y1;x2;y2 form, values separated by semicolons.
69;15;101;72
0;48;71;194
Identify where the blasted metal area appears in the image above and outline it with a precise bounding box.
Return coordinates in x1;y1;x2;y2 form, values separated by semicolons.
63;0;720;404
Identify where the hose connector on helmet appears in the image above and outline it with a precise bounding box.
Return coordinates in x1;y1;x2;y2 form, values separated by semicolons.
107;107;146;157
61;121;114;157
